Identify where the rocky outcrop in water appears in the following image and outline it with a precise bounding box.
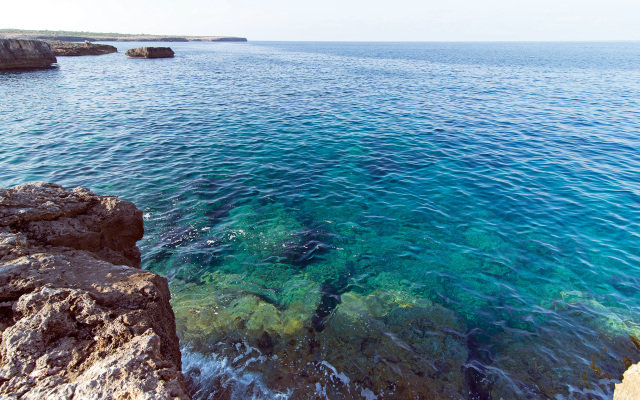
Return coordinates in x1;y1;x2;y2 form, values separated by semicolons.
125;47;175;59
0;182;190;399
0;39;56;69
45;40;117;56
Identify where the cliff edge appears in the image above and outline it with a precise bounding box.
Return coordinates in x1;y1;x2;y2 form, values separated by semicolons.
0;182;190;400
0;39;56;69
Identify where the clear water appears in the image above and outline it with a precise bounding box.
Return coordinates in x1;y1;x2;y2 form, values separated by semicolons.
1;41;640;399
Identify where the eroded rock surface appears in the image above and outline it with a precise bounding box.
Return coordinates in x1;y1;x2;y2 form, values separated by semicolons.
0;39;57;69
45;40;117;56
0;182;189;400
125;47;175;59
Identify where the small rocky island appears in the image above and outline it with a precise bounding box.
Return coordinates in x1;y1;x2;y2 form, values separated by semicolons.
126;47;175;59
0;183;190;399
0;39;56;69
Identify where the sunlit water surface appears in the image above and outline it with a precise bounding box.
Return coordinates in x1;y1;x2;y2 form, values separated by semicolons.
1;41;640;399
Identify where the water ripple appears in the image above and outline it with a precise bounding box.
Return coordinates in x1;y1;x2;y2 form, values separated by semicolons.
2;41;640;399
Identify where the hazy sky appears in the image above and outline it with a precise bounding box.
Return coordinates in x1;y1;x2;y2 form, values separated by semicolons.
2;0;638;41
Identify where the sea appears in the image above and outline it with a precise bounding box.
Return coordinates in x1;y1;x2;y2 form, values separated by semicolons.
1;41;639;400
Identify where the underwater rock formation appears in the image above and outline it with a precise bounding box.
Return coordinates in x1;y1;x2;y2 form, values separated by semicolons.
483;296;640;399
0;39;57;69
174;277;470;399
0;182;189;399
126;47;175;59
45;40;117;56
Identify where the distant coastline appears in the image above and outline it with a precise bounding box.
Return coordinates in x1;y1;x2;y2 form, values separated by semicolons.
0;29;247;42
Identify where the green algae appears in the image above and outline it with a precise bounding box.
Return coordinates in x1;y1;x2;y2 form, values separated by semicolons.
171;275;321;346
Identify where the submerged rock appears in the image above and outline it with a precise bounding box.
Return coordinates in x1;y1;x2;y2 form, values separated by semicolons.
484;296;640;399
126;47;175;59
44;40;117;56
0;39;57;69
174;277;469;399
0;182;190;399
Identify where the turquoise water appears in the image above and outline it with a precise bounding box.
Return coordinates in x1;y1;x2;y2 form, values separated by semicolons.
1;41;640;399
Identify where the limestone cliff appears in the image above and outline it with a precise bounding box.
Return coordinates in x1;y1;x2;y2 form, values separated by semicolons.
0;182;190;400
0;39;57;69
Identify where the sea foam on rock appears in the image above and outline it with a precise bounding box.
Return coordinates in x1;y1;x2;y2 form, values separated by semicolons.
0;182;190;399
0;39;57;69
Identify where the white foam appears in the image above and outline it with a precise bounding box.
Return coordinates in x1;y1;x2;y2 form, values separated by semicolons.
320;360;351;386
361;388;378;400
181;348;291;400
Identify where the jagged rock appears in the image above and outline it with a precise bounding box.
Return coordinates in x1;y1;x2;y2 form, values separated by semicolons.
0;182;190;400
0;182;143;268
125;47;174;59
44;40;117;56
0;39;57;69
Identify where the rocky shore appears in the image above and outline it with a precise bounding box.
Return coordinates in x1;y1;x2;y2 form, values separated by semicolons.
0;183;190;399
1;182;638;399
0;39;56;69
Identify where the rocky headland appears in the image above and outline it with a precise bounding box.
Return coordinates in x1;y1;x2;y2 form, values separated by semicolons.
126;47;175;59
0;39;56;69
1;29;247;42
45;40;117;56
0;183;190;399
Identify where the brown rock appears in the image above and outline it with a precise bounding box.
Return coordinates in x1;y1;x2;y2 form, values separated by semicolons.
0;182;190;400
125;47;175;58
44;40;117;56
0;182;143;268
0;39;57;69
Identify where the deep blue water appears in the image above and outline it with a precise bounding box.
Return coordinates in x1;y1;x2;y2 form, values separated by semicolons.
1;41;640;399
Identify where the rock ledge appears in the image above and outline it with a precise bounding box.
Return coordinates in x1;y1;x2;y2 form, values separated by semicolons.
0;39;57;69
0;182;190;400
45;40;117;56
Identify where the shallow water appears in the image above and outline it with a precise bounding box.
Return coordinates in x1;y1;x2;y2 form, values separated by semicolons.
2;41;640;399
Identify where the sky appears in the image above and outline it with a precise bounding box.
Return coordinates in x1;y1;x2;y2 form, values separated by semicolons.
1;0;639;41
